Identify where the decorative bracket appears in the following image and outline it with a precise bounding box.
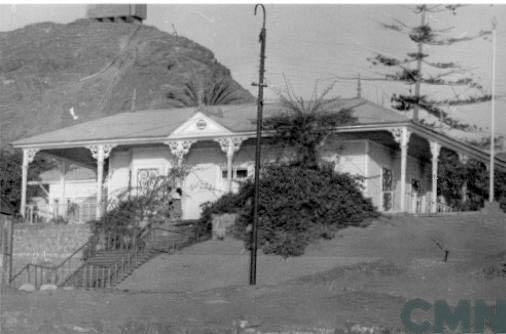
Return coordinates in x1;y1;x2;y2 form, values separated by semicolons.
429;141;441;159
389;127;411;147
86;144;116;161
165;140;195;161
216;136;247;157
458;152;469;164
23;148;40;165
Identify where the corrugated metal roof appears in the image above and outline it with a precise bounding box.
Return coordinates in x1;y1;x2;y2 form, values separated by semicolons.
12;98;409;147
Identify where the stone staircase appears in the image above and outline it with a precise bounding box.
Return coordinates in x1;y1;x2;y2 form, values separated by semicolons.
8;221;195;290
60;226;193;289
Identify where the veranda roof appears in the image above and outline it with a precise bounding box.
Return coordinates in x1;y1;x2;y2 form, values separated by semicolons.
10;97;506;171
12;98;408;147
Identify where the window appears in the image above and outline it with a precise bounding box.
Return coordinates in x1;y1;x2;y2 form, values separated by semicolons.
411;179;420;194
382;167;393;212
382;168;392;192
222;168;249;180
236;169;248;179
137;168;159;190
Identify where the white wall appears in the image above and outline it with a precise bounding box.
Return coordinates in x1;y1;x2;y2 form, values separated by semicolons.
320;138;367;175
130;146;174;192
183;144;227;219
49;181;96;203
108;146;174;199
108;150;132;199
103;138;429;218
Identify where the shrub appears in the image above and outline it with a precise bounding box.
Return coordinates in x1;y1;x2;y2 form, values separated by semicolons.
88;174;181;249
194;182;253;241
195;163;379;257
436;148;506;213
49;215;68;225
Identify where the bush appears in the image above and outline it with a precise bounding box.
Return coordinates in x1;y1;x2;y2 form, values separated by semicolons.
194;185;253;241
49;215;68;225
87;175;180;249
195;163;379;257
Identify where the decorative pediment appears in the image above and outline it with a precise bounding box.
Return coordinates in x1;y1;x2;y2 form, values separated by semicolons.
168;112;233;139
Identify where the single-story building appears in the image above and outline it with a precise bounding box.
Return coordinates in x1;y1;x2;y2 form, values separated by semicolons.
12;95;506;222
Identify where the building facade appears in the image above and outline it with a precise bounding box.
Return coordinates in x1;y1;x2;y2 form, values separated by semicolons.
12;98;506;223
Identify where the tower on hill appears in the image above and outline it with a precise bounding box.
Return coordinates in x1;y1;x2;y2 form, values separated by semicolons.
86;4;147;23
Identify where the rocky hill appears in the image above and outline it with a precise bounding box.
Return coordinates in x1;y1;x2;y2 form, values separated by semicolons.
0;19;254;149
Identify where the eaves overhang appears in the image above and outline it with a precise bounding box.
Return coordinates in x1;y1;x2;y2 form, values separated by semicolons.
11;120;506;171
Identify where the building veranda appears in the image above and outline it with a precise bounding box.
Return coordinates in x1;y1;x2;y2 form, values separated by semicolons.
12;97;506;223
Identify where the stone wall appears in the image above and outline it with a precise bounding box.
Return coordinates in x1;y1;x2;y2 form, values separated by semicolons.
11;223;91;274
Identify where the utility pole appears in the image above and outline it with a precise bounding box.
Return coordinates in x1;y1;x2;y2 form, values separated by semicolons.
489;17;497;203
250;4;267;286
413;5;426;122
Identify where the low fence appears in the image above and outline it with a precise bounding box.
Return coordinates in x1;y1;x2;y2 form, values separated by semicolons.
25;203;96;224
405;194;455;214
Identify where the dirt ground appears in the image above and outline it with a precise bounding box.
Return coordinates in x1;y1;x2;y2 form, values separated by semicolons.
1;214;505;334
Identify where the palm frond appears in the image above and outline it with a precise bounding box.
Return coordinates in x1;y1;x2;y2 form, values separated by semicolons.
265;81;358;168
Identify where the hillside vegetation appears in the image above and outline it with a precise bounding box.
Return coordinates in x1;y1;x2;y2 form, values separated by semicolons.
0;19;254;148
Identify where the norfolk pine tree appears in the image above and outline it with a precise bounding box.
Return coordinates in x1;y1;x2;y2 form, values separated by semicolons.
368;5;492;130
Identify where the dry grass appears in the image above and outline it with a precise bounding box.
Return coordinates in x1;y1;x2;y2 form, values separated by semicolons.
2;212;505;333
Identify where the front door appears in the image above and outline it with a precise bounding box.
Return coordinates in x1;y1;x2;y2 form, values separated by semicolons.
410;178;421;213
181;163;222;220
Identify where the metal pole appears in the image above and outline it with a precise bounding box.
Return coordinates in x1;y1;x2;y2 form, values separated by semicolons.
250;4;267;285
8;219;13;285
413;6;426;122
489;18;497;203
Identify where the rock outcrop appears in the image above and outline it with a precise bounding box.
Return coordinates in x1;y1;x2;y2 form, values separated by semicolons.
0;19;254;148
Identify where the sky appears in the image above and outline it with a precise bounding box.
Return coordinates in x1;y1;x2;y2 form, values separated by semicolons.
0;3;505;139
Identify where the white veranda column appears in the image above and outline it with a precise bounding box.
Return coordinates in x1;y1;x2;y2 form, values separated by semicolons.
458;153;469;202
20;148;39;218
390;127;411;212
58;161;67;214
430;141;441;213
165;140;195;220
165;140;195;190
87;144;115;219
217;137;246;193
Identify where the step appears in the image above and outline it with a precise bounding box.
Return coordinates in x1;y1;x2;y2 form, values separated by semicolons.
62;232;191;288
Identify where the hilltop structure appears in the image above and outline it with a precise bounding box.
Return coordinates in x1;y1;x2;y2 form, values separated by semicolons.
86;4;147;23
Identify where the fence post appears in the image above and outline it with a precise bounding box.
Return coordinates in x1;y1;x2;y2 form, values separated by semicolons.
1;219;14;286
88;265;91;289
81;265;85;288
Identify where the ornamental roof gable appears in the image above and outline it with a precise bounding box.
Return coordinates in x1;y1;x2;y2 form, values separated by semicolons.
168;112;233;139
